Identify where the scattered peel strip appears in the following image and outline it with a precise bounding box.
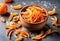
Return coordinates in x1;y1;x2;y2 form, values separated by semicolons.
10;24;18;29
10;21;22;29
51;16;60;27
14;30;29;38
5;23;21;36
4;25;17;29
48;8;56;16
41;29;57;38
14;30;29;41
10;21;15;26
10;4;22;10
0;17;6;23
6;29;13;39
41;29;52;38
15;34;23;41
8;12;18;21
32;29;57;40
14;30;21;35
8;30;14;39
4;21;21;29
16;21;22;28
21;31;29;38
13;16;19;22
32;31;44;40
51;16;57;26
4;25;10;29
42;29;57;38
4;21;22;40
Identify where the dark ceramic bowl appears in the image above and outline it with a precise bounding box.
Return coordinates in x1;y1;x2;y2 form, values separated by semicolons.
20;5;48;31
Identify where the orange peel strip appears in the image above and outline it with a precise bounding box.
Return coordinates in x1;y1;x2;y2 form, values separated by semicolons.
13;16;19;22
0;17;6;23
10;4;22;10
51;16;58;26
6;29;13;37
14;30;29;41
8;30;14;39
41;29;57;38
8;12;18;21
51;16;60;27
4;25;10;29
48;8;56;16
32;31;44;40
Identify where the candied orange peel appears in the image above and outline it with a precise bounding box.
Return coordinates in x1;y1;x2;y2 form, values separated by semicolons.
41;29;57;38
10;21;15;25
0;17;6;23
48;8;56;16
16;21;22;28
32;31;44;40
10;4;22;10
15;35;23;41
21;5;47;23
51;16;57;26
32;29;57;40
4;21;22;39
4;21;21;29
4;25;10;29
13;16;19;22
51;16;60;27
14;30;29;41
6;25;17;39
6;29;14;39
8;12;18;21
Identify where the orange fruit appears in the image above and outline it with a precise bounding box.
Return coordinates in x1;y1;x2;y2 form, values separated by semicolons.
0;3;8;15
4;0;12;3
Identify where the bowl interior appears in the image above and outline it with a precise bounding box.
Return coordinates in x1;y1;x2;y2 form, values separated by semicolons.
20;5;48;24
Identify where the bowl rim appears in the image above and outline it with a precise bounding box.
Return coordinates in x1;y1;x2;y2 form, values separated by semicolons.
20;5;48;24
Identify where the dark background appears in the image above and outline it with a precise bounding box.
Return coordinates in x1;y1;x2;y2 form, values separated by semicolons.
0;0;60;41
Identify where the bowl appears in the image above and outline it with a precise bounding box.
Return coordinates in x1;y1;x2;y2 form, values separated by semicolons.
20;5;48;31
